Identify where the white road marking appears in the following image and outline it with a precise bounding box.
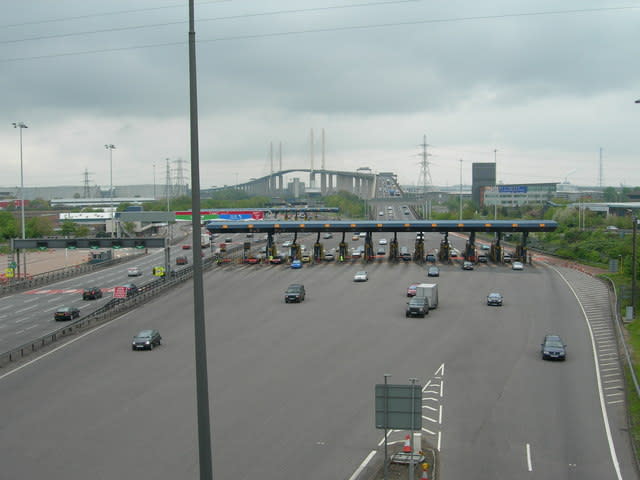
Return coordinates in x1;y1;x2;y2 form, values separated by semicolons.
15;306;37;314
348;450;377;480
526;443;533;471
25;324;39;330
0;309;129;380
552;267;623;480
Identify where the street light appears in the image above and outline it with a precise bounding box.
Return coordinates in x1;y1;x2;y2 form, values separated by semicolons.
12;122;28;277
631;211;638;319
104;144;116;237
494;149;498;220
459;159;463;220
12;122;28;240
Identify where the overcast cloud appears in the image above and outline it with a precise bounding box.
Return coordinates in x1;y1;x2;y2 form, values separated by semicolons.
1;0;639;192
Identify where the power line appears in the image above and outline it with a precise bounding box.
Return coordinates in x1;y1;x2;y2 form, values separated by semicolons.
1;0;232;28
1;0;420;43
1;5;637;63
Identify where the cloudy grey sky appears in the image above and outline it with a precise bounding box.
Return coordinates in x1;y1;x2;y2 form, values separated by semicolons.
2;0;639;191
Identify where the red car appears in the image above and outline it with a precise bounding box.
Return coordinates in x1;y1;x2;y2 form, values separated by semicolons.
407;284;419;297
182;244;191;250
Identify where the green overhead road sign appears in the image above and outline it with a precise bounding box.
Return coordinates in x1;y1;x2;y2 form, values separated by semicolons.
11;238;167;250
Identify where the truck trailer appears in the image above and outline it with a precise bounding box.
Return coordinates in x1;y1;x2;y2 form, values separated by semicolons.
415;283;438;309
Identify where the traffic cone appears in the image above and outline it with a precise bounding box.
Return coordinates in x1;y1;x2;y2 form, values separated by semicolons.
402;434;412;453
421;462;430;479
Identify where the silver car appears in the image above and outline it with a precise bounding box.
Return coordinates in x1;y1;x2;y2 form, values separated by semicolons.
353;271;368;282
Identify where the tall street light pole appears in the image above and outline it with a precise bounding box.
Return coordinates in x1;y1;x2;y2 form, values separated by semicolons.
494;148;498;220
633;99;639;316
12;122;28;240
105;144;116;237
459;159;463;220
188;1;213;479
633;213;638;319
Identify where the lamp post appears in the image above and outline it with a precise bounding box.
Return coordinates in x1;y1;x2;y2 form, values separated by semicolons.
459;159;463;220
494;148;498;220
633;213;638;319
12;122;28;277
632;98;639;317
104;144;116;237
12;122;28;240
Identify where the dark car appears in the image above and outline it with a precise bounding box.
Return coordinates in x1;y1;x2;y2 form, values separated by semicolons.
176;256;188;265
54;306;80;321
284;284;306;303
406;296;429;317
486;292;503;306
477;254;488;263
122;283;139;297
132;329;162;350
427;266;440;277
462;261;474;270
82;287;103;300
425;254;436;263
541;334;567;361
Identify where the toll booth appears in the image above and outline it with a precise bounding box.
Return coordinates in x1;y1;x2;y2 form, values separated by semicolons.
414;233;425;263
289;243;301;261
364;233;375;262
313;242;323;263
265;235;278;262
491;233;502;262
438;234;450;262
464;233;477;262
388;236;399;262
338;242;348;263
515;232;529;262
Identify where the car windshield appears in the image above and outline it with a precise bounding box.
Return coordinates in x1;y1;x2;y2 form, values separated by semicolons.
57;307;71;312
545;339;564;348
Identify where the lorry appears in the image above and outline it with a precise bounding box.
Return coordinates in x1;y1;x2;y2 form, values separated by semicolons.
415;283;438;309
201;233;211;248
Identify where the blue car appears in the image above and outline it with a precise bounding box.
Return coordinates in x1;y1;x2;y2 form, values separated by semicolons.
291;259;303;269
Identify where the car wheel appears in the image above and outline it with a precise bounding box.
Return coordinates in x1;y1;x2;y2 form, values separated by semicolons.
149;343;154;350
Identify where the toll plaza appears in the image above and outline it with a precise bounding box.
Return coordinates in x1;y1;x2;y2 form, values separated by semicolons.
205;219;558;264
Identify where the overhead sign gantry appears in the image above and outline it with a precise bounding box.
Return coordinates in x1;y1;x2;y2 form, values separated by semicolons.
205;219;557;234
206;219;557;264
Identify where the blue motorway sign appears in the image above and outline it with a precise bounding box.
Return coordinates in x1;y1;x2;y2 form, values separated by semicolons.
499;185;528;194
